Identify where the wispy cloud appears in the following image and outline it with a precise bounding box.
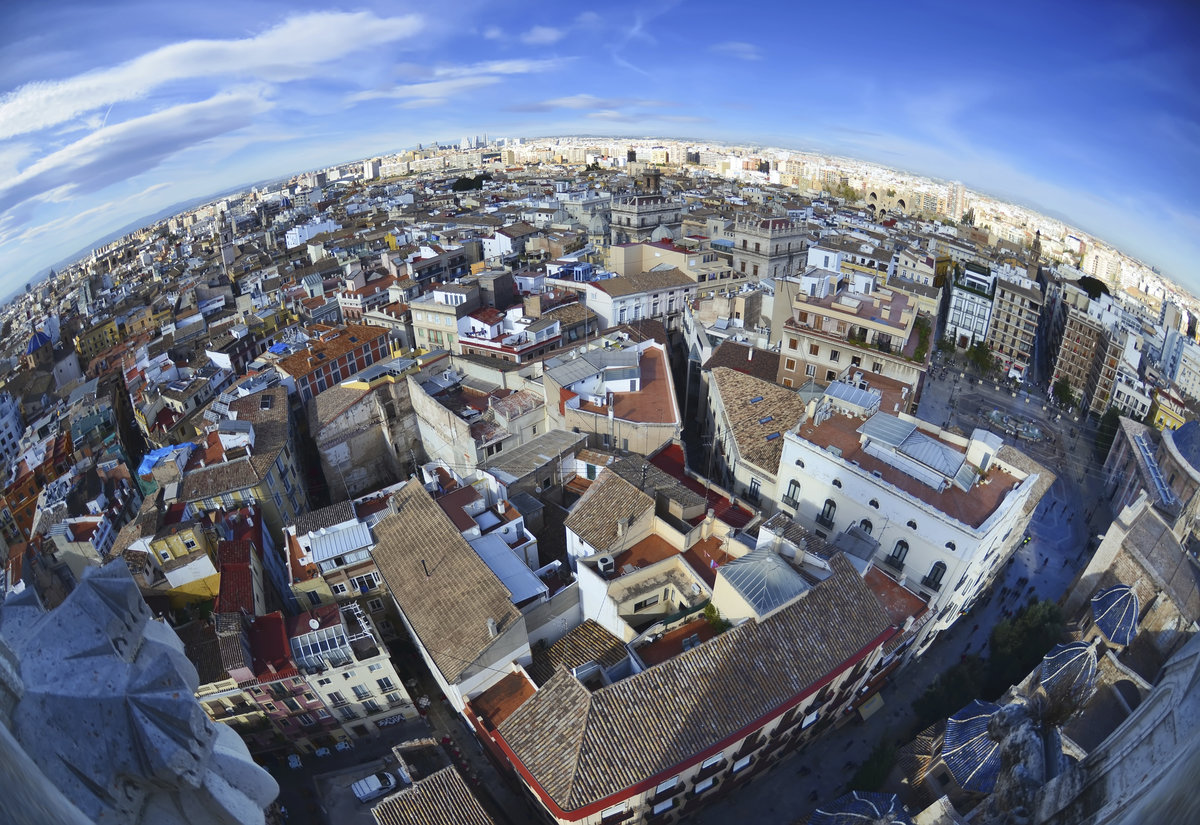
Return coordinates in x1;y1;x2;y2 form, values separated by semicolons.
483;26;504;40
0;88;270;217
509;93;671;112
521;26;564;45
349;59;570;106
0;11;424;140
710;41;762;61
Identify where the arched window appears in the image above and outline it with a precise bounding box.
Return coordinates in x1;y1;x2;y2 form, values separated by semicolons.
785;479;801;507
945;541;956;552
924;561;947;591
833;479;843;488
907;520;918;530
817;499;836;529
869;499;880;509
887;541;908;568
859;519;873;535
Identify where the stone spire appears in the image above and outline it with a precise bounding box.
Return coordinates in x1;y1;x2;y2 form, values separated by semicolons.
0;561;277;825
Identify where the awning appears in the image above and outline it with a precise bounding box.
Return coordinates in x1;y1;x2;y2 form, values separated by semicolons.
857;692;885;720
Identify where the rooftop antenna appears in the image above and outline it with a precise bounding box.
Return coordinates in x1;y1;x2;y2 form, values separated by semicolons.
421;559;430;577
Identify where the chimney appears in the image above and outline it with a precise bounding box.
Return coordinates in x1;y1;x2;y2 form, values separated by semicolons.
747;348;753;362
487;617;498;638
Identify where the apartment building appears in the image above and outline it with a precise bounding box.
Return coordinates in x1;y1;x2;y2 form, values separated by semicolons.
774;268;927;410
410;282;481;354
610;193;682;245
730;217;809;282
984;273;1044;379
773;391;1050;655
704;367;808;513
288;602;417;737
458;306;562;364
609;239;746;298
946;263;995;349
273;324;391;403
580;268;697;331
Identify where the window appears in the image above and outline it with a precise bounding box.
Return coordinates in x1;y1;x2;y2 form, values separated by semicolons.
826;370;837;382
633;595;660;612
328;691;347;706
307;591;322;606
368;597;385;612
907;520;917;530
785;358;796;371
749;478;761;502
377;677;395;691
805;364;816;377
352;685;372;700
890;541;909;563
789;338;798;350
817;499;836;529
364;699;381;713
339;707;358;721
832;479;842;488
694;777;716;794
297;713;315;726
946;541;957;551
924;562;947;590
655;777;678;795
652;798;675;815
701;753;724;770
732;755;752;773
830;350;840;363
331;583;348;595
869;499;879;509
809;344;819;356
859;519;872;535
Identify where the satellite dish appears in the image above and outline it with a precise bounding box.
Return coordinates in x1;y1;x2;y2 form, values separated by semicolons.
308;618;320;630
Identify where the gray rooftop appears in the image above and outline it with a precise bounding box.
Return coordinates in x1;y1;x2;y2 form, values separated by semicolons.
718;547;811;617
478;429;587;483
309;521;374;563
859;413;917;447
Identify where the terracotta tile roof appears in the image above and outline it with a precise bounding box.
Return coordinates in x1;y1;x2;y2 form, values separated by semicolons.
468;671;537;730
497;554;894;813
702;341;780;382
275;324;389;380
593;268;694;298
371;483;520;684
180;385;290;503
528;619;628;687
564;469;654;555
710;367;808;475
176;620;227;686
371;765;494;825
293;499;357;536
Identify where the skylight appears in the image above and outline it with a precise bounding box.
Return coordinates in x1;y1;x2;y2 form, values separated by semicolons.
766;432;780;441
759;416;773;424
749;396;764;404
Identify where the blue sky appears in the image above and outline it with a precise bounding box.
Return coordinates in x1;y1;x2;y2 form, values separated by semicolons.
0;0;1197;296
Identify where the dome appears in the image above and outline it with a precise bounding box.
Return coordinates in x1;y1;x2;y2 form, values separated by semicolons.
25;329;50;355
810;791;912;825
943;700;1003;793
1167;420;1200;472
1039;640;1097;698
1091;584;1139;646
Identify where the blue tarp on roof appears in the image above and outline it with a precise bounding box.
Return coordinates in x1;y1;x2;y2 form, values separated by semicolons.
136;443;195;477
268;342;290;354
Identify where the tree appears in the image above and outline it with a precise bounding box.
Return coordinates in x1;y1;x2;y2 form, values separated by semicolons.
985;600;1065;698
1095;406;1121;460
961;206;976;226
1077;275;1110;300
966;341;998;375
1053;378;1076;408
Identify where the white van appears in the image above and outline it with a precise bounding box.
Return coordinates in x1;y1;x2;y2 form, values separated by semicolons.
351;770;398;804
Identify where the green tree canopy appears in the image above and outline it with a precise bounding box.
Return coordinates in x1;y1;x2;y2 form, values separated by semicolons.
1053;378;1076;408
1095;406;1122;460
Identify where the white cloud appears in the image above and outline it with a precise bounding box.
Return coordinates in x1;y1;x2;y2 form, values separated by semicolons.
521;26;565;45
483;26;504;39
351;76;501;104
350;59;570;106
710;41;762;61
0;88;271;215
0;11;424;140
433;59;570;78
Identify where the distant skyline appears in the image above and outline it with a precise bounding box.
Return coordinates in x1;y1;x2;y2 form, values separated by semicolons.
1;1;1197;295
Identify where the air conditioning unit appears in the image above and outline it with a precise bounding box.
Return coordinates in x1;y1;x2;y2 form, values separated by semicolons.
597;555;616;575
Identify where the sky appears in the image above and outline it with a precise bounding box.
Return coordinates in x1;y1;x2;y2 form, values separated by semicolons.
0;0;1197;296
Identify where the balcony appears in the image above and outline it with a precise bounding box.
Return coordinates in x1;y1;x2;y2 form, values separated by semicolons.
883;555;904;572
920;575;943;592
815;513;835;530
781;495;799;509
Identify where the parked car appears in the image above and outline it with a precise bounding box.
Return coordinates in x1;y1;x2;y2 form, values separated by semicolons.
351;770;398;804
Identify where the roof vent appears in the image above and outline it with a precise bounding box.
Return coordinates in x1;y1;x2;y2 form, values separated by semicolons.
597;555;616;575
487;617;498;638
